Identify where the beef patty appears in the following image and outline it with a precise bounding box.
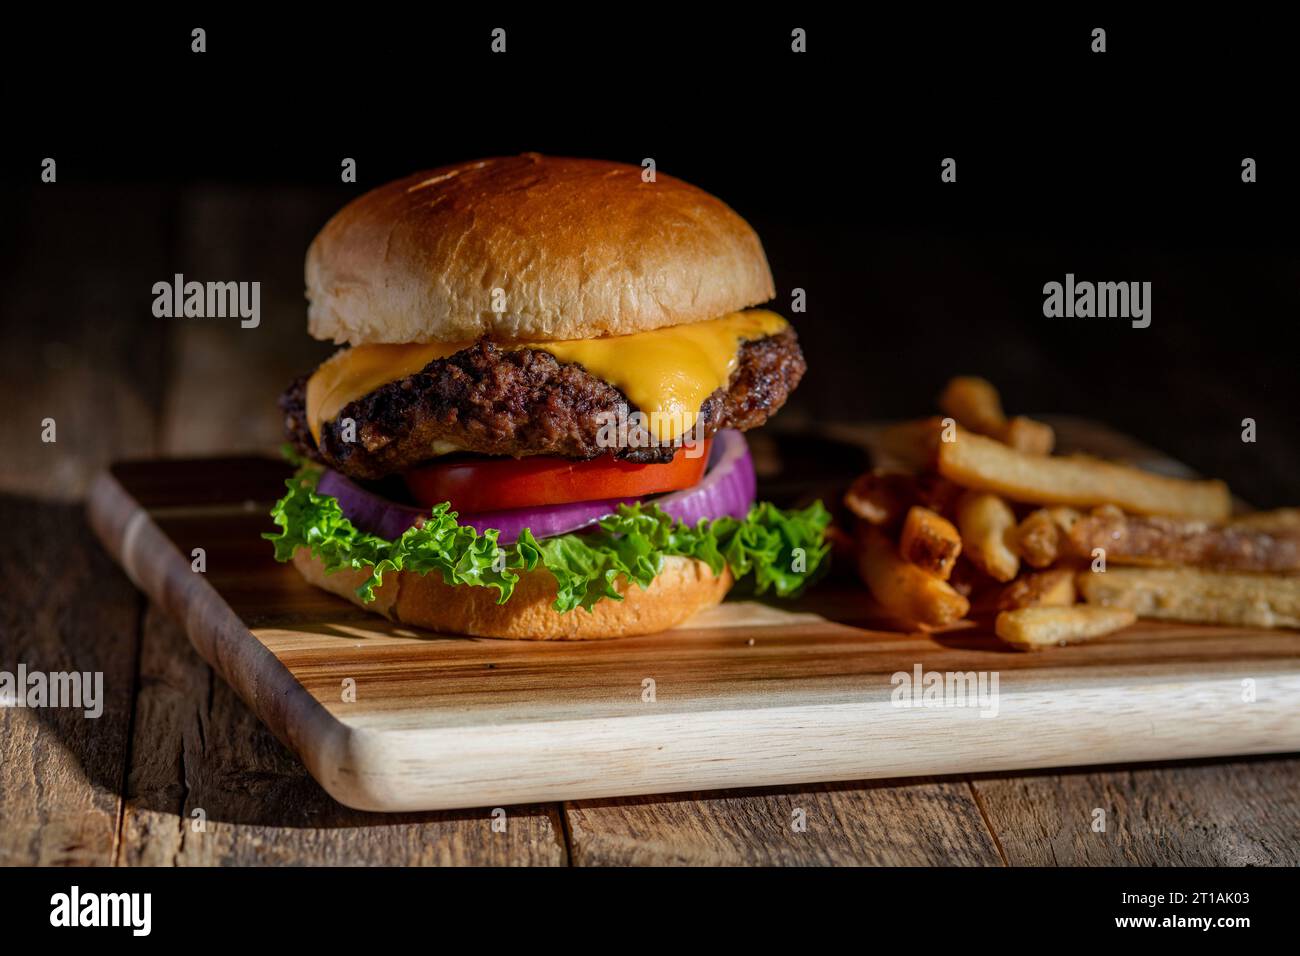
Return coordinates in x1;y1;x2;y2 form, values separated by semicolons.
282;328;805;480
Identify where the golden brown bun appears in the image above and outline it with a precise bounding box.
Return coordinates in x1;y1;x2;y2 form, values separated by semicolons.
292;549;733;640
306;153;775;346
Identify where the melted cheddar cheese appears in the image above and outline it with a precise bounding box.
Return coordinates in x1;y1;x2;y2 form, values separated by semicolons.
305;309;789;445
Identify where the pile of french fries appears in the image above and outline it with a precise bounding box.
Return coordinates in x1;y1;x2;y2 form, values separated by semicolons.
844;376;1300;650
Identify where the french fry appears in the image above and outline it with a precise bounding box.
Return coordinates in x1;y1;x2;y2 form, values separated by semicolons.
938;376;1054;454
1067;511;1300;573
996;569;1077;610
843;469;961;530
1229;508;1300;533
999;416;1055;456
846;376;1300;649
1048;506;1083;535
955;490;1020;582
947;557;983;599
913;472;962;515
857;525;970;628
1014;508;1061;568
939;376;1006;435
995;606;1136;650
874;417;945;471
937;428;1231;520
1077;567;1300;630
844;470;914;526
899;506;961;580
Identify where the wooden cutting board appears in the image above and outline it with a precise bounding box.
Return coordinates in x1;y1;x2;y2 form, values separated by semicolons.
86;421;1300;812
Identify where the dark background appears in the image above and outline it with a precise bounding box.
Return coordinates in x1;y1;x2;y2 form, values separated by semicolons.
4;13;1297;504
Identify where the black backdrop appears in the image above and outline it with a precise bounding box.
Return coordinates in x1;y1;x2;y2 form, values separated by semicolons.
5;12;1297;504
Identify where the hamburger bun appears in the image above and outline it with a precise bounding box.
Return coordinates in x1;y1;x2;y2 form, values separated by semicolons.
306;153;775;346
292;550;734;640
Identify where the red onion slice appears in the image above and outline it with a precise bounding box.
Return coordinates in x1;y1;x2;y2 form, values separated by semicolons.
317;429;756;544
652;429;755;526
316;469;428;541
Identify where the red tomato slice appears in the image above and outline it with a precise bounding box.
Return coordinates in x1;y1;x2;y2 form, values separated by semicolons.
404;441;712;513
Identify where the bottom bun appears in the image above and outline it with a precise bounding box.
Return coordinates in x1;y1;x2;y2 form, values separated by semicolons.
291;550;733;640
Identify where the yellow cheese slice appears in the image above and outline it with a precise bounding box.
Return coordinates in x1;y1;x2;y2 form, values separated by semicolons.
305;342;464;445
305;309;788;445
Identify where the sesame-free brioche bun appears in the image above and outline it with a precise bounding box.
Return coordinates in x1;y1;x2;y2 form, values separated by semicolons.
306;153;776;346
292;550;733;640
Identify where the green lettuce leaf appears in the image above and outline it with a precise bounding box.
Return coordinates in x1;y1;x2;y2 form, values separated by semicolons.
263;464;831;613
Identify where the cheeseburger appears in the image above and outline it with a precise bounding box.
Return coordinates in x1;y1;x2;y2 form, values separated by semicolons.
266;153;829;639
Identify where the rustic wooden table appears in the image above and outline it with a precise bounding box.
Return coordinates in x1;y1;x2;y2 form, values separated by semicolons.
3;186;1297;866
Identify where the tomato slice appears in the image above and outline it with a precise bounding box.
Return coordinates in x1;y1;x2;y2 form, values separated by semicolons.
404;441;712;513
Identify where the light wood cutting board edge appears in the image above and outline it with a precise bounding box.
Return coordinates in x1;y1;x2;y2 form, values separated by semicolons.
86;438;1300;812
87;470;356;803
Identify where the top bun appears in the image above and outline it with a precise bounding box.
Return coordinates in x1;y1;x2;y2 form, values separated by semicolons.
305;153;776;345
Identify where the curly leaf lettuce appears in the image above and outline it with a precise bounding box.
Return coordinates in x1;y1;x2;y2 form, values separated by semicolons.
264;465;831;613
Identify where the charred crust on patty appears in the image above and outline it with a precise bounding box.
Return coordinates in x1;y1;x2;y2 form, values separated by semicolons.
282;328;806;481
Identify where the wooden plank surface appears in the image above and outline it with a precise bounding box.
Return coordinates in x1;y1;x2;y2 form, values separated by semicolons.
0;186;169;865
2;183;1298;865
0;497;143;865
565;780;1003;866
1;186;169;499
971;756;1300;866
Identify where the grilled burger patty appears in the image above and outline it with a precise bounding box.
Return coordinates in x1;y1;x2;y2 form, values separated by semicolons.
282;328;805;480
